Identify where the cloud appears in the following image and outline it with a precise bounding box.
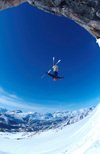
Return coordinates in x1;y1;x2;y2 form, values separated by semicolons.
96;38;100;47
0;87;51;113
0;87;79;113
0;87;73;113
0;87;98;113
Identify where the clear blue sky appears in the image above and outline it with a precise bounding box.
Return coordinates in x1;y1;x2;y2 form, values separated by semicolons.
0;2;100;112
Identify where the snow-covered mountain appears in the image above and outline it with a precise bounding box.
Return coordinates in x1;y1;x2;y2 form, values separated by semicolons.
0;104;100;154
0;106;94;132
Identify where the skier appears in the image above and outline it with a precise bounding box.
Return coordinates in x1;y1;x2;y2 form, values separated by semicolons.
46;57;64;81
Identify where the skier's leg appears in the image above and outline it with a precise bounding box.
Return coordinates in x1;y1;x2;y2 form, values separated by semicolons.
54;71;58;77
46;72;54;78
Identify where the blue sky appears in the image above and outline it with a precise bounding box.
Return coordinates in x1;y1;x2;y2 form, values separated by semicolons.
0;2;100;112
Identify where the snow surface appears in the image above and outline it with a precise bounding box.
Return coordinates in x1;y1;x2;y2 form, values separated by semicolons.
0;104;100;154
96;38;100;47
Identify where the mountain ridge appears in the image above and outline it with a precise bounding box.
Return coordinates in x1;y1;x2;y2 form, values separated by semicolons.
0;104;99;154
0;106;94;132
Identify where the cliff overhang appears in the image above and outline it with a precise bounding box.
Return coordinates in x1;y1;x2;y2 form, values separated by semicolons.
0;0;100;39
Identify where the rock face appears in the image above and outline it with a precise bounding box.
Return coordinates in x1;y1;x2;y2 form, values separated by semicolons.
0;0;26;10
0;0;100;39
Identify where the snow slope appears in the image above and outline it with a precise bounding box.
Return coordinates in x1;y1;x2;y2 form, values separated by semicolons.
0;104;100;154
97;38;100;47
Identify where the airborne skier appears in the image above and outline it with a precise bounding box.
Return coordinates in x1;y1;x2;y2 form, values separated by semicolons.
46;57;64;81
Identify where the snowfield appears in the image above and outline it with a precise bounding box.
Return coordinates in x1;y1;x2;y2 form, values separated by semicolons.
0;104;100;154
97;38;100;47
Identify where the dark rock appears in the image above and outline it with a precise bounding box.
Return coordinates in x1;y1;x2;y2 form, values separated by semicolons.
96;9;100;18
0;0;26;11
0;0;100;39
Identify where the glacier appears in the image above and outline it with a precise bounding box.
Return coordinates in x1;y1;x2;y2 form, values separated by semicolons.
0;104;100;153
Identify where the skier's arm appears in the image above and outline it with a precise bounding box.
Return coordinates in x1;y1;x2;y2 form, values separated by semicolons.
56;76;64;79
